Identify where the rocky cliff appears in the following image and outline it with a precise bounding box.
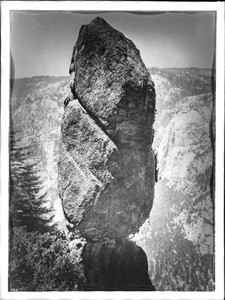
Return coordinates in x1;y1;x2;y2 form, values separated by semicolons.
58;17;156;240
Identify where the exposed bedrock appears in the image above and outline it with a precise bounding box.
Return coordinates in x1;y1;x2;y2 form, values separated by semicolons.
58;17;156;240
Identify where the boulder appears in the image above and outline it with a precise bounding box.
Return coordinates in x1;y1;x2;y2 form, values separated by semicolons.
58;17;156;240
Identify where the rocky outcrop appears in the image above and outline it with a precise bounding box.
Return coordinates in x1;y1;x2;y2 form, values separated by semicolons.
58;17;156;291
58;17;156;240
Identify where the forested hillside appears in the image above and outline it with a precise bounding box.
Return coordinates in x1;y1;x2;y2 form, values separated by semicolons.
11;76;70;229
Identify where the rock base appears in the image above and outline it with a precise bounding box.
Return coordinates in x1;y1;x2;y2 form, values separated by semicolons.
81;238;155;291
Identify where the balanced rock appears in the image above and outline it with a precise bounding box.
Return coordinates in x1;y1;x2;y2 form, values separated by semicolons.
58;17;156;240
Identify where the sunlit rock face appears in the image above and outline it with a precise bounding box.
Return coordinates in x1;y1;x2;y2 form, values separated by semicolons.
134;69;215;291
156;92;214;255
58;17;156;240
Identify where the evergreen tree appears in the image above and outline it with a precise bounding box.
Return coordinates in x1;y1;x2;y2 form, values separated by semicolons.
9;130;55;233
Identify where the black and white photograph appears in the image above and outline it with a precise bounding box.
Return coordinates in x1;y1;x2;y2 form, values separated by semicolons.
1;1;224;299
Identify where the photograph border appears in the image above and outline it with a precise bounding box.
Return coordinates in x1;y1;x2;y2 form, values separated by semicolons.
1;1;224;300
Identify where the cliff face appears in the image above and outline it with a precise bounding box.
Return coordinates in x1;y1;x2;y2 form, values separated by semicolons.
135;68;215;291
58;17;156;240
153;71;214;257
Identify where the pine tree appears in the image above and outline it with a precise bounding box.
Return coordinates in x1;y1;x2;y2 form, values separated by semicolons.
9;130;55;233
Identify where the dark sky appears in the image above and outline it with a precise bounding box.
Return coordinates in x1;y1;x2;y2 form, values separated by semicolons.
11;11;215;78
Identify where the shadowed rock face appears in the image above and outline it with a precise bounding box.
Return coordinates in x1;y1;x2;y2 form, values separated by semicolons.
81;238;155;291
58;17;156;240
